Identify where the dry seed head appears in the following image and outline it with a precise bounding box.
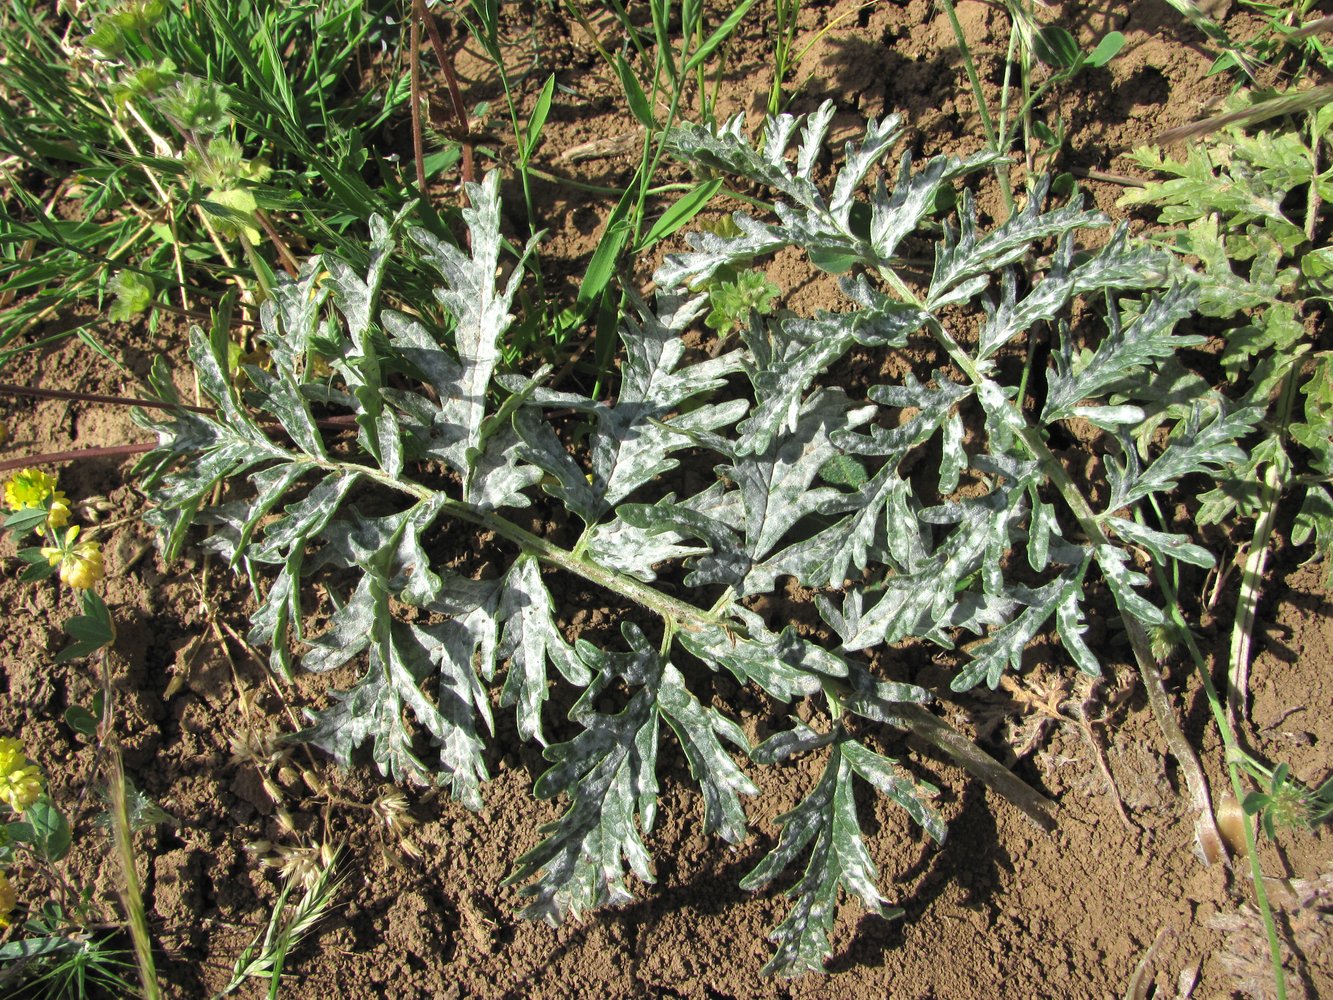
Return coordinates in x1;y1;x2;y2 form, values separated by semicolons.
266;843;324;890
260;776;285;805
274;806;296;836
398;837;424;861
228;729;281;769
245;839;273;857
76;496;114;522
371;788;417;837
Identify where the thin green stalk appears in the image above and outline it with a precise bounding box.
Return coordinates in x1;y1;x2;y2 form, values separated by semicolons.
107;751;161;1000
1230;359;1304;725
769;0;803;115
488;40;548;303
1306;115;1321;242
996;17;1020;159
936;0;1014;214
937;0;998;146
1143;520;1288;1000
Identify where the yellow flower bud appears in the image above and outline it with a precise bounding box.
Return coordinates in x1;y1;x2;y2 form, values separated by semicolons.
0;871;15;928
3;469;71;533
40;526;105;590
0;738;43;813
0;764;43;813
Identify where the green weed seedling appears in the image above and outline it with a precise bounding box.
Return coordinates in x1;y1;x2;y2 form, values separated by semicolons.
0;0;420;368
1121;101;1333;717
1242;762;1333;841
936;0;1124;213
704;267;781;335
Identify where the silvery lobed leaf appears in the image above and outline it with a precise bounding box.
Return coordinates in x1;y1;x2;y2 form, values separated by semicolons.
730;389;875;581
574;291;747;505
393;495;450;606
662;103;1001;292
870;148;1000;260
833;372;972;464
820;493;1012;651
506;626;663;922
303;667;428;785
842;668;933;727
747;463;903;592
617;498;749;589
654;211;791;289
247;471;361;676
1095;544;1165;627
583;514;708;583
228;462;317;572
676;609;840;702
1102;401;1262;512
321;209;400;340
658;663;756;844
467;424;541;512
750;719;838;764
513;408;603;523
950;561;1093;691
409;171;539;482
242;363;327;459
735;312;861;457
395;618;491;808
302;573;376;673
741;736;942;976
1043;283;1203;423
381;308;464;400
927;181;1105;311
586;483;740;582
1102;515;1215;568
497;556;591;745
259;258;328;375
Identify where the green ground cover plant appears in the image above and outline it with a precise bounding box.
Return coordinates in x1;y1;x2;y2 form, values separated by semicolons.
0;0;427;365
132;102;1268;975
0;472;166;997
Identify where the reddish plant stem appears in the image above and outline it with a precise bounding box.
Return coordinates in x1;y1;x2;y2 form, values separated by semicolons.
255;209;301;278
0;383;214;414
419;2;475;186
0;444;154;471
410;10;429;201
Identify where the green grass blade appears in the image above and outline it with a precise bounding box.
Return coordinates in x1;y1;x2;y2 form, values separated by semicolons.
682;0;759;75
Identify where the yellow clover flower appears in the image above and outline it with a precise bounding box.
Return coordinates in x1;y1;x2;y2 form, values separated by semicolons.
3;468;70;531
0;738;43;813
0;871;14;928
40;526;105;590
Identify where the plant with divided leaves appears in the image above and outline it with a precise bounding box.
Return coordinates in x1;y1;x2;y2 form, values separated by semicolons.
133;103;1259;975
1118;106;1332;740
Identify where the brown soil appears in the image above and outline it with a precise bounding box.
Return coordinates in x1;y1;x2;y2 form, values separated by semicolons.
2;2;1331;998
